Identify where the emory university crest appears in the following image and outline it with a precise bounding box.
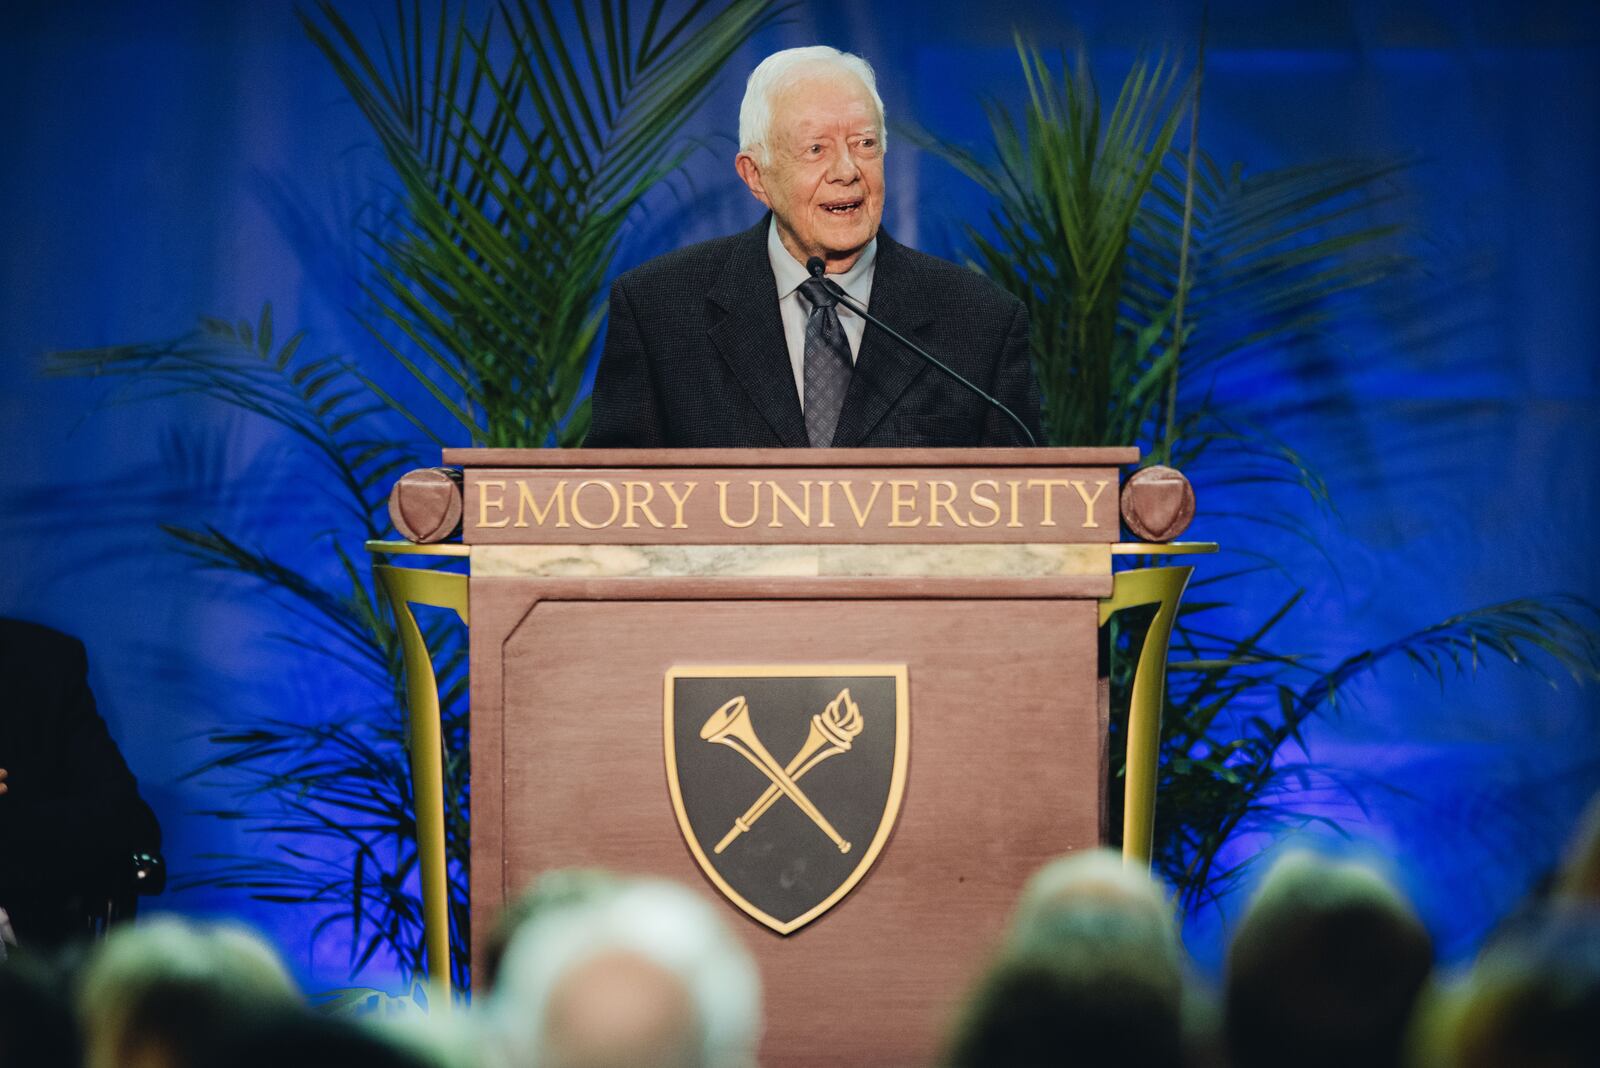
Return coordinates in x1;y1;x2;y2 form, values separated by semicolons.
664;666;909;934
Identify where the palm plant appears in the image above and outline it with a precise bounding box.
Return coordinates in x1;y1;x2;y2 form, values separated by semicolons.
922;39;1600;906
930;46;1191;447
302;0;783;446
49;307;474;986
49;5;1596;989
48;0;779;988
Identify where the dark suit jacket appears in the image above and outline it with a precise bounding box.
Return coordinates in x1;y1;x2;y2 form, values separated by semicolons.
586;217;1043;448
0;620;162;942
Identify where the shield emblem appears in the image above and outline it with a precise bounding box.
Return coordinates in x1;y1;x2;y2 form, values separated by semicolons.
664;665;909;934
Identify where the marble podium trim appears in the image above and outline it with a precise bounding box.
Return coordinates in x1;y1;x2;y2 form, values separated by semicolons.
470;543;1113;579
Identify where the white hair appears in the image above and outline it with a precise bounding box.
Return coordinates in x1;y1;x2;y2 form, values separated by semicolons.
486;877;762;1068
738;46;886;166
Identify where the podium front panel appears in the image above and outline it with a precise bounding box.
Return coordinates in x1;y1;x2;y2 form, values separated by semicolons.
470;577;1101;1067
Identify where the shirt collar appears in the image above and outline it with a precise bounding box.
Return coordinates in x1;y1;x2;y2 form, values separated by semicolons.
767;215;878;305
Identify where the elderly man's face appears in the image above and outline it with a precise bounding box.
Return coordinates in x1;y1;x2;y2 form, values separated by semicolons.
737;73;885;272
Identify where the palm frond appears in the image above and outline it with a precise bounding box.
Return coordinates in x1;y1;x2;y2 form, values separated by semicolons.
302;0;782;446
46;306;414;534
49;1;771;991
1156;596;1600;904
916;38;1191;446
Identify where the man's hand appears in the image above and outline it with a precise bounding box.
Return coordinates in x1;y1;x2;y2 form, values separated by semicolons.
0;767;8;795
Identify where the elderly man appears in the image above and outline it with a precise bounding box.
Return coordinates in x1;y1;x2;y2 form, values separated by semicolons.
586;46;1042;449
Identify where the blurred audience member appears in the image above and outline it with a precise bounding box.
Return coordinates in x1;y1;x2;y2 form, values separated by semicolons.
0;619;163;950
484;875;761;1068
193;1006;438;1068
0;950;82;1068
1006;847;1186;974
1225;850;1432;1068
481;868;620;994
77;915;299;1068
1411;908;1600;1068
945;848;1190;1068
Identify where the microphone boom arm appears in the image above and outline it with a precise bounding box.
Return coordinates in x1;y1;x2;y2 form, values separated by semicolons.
808;260;1038;447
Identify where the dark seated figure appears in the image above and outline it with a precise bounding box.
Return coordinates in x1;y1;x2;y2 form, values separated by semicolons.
0;619;163;950
0;951;81;1067
193;1009;436;1068
1224;851;1433;1068
944;850;1191;1068
1422;907;1600;1068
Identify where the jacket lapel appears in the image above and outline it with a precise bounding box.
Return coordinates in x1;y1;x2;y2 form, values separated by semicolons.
706;217;810;448
830;231;936;447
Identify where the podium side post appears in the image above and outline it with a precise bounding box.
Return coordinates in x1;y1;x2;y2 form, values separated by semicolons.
374;554;468;1005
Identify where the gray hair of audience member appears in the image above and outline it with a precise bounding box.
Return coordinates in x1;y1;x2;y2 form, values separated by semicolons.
77;914;300;1068
1006;847;1186;982
1407;907;1600;1068
1226;850;1432;1068
485;876;761;1068
481;868;622;994
737;46;886;167
945;850;1190;1068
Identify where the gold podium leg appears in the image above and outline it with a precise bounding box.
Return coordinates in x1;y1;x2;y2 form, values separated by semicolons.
1099;565;1193;869
374;564;468;1005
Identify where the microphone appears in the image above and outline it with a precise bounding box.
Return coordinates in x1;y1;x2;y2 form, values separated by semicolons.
805;256;1037;446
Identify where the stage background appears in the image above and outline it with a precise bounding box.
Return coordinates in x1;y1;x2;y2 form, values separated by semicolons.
2;0;1597;989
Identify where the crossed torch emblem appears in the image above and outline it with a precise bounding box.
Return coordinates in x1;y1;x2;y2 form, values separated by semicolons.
700;688;865;855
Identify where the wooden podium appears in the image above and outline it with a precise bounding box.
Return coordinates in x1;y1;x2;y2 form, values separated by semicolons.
373;447;1206;1066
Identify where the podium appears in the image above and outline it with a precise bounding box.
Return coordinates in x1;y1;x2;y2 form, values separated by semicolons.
373;447;1207;1066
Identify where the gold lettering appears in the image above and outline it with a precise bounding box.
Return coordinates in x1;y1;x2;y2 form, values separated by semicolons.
927;479;968;527
768;480;813;527
1072;479;1111;528
841;480;885;527
478;479;510;528
889;479;922;527
1028;479;1075;526
816;480;837;527
968;479;1002;528
1007;480;1024;528
515;479;569;528
716;480;761;528
570;479;622;529
621;481;665;529
660;481;697;529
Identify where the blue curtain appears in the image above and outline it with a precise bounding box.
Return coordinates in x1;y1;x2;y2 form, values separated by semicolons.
1;0;1595;985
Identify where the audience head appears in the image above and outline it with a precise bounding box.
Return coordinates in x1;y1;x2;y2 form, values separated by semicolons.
945;849;1188;1068
77;915;300;1068
1225;849;1432;1068
482;868;621;994
1007;847;1185;975
1412;908;1600;1068
192;1006;438;1068
486;875;761;1068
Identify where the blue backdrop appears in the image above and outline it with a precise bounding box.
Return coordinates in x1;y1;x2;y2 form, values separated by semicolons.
1;0;1597;990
